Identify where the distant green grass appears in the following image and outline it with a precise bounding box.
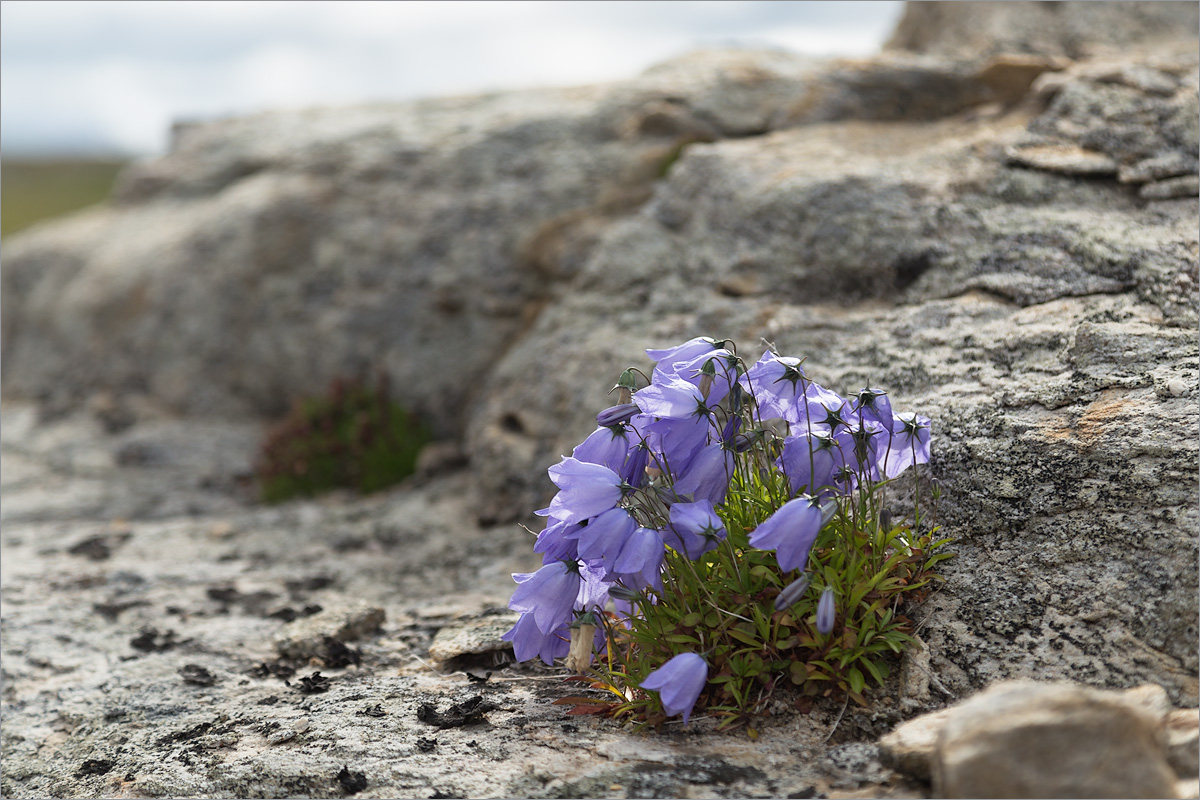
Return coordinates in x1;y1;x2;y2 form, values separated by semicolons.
1;159;127;238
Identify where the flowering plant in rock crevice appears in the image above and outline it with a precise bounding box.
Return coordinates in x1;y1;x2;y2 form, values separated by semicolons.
503;337;951;731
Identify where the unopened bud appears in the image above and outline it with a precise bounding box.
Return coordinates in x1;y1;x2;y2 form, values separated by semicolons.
879;508;892;533
613;369;638;405
608;585;641;602
816;586;836;635
596;403;638;428
774;574;811;611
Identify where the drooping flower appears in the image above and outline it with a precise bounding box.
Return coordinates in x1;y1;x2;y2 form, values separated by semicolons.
571;426;633;473
747;495;823;573
509;560;582;634
778;430;840;497
633;374;712;420
570;507;636;573
673;442;733;505
665;499;727;560
533;518;581;563
539;457;623;524
640;652;709;723
646;337;723;372
816;586;837;634
851;386;893;429
501;612;570;665
879;412;931;479
612;526;665;592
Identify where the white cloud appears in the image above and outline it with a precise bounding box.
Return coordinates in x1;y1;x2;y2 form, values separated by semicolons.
0;0;903;157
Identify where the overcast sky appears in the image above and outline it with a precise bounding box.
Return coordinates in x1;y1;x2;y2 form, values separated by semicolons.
1;1;904;158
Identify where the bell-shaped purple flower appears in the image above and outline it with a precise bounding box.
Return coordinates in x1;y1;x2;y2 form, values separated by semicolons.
539;457;623;524
665;499;727;560
747;495;823;573
646;337;722;371
852;386;893;429
779;431;840;497
502;612;570;665
571;507;636;571
640;652;709;723
673;442;733;505
533;519;581;564
612;527;665;592
509;560;582;634
879;412;931;479
634;375;711;420
816;586;837;634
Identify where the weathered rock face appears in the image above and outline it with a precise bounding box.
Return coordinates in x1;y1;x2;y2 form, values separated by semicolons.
887;1;1200;61
2;3;1197;798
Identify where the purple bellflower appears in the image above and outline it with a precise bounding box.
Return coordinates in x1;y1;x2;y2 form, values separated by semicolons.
646;337;722;372
640;652;709;723
502;612;570;665
673;442;733;505
747;495;823;573
880;412;931;479
634;374;712;420
540;457;623;524
665;499;727;560
571;426;633;473
612;526;665;592
570;507;636;572
509;560;581;634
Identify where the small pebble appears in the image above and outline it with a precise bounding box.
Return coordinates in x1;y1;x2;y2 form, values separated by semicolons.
1167;379;1188;397
267;729;296;745
293;717;310;733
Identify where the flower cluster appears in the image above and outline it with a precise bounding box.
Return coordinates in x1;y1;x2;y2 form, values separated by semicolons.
505;337;940;726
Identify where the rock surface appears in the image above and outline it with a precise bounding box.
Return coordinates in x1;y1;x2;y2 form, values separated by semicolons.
880;680;1189;797
2;2;1198;798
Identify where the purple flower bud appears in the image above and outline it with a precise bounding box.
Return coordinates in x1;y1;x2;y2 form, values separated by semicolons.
639;652;709;723
596;403;639;428
816;586;837;635
774;574;811;611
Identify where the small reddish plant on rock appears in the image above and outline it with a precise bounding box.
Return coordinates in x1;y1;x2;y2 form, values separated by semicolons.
255;375;431;503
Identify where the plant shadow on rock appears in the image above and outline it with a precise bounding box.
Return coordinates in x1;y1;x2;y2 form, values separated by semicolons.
255;374;432;503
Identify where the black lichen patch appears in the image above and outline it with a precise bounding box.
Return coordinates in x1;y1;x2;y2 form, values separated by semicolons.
266;604;323;623
74;759;115;778
93;599;149;621
206;585;279;616
336;765;368;795
130;628;179;653
68;533;130;561
317;636;362;669
296;672;331;694
155;719;235;747
416;695;497;729
249;660;296;680
286;575;336;598
627;757;768;797
179;664;218;686
416;736;438;752
357;703;386;718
